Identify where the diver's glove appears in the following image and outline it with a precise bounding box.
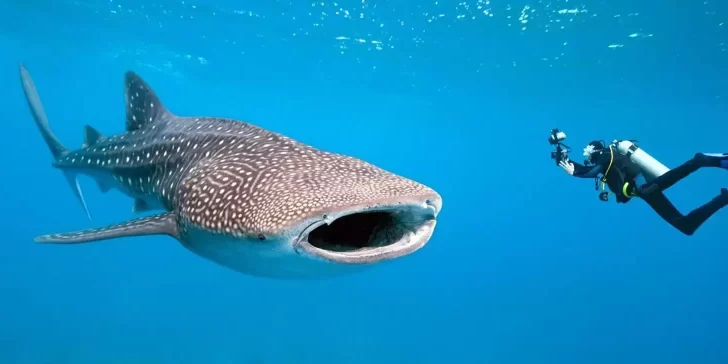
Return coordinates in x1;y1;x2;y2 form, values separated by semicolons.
559;160;575;175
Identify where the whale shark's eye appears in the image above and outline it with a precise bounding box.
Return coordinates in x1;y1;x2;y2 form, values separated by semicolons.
258;234;266;241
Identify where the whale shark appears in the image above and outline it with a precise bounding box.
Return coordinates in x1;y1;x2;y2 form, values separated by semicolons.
19;64;443;278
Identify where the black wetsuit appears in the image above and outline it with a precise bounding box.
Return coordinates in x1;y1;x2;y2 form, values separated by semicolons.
570;148;728;236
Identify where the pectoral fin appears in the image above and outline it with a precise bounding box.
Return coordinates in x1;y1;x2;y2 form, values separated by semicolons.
34;212;179;244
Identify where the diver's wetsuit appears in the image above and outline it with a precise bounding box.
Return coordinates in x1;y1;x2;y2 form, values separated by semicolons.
570;148;728;236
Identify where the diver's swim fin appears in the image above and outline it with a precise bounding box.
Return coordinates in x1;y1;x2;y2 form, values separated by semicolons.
697;153;728;169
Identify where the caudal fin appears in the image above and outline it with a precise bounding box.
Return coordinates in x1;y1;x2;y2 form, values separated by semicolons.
19;63;92;220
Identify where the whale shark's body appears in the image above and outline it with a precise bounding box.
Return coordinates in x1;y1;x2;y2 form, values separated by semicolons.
19;64;442;278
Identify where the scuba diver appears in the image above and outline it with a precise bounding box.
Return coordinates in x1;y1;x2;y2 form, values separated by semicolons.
548;129;728;236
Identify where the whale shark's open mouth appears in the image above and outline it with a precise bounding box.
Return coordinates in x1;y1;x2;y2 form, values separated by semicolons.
295;199;440;264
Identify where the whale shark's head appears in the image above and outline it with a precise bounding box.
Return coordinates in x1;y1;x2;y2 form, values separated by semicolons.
176;147;443;279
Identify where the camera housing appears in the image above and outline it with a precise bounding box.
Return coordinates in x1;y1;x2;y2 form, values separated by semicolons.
548;129;567;145
548;129;570;165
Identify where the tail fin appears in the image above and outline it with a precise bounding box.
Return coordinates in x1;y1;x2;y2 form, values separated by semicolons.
19;63;91;220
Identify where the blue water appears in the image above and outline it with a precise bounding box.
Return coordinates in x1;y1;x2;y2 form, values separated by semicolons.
1;0;728;363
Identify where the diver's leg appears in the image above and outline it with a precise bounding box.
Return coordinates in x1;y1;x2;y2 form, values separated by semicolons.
641;153;728;194
639;189;728;236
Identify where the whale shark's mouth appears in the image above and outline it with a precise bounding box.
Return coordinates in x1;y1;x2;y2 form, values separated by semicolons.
294;199;440;264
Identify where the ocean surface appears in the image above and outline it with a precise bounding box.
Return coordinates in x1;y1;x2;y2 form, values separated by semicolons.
1;0;727;363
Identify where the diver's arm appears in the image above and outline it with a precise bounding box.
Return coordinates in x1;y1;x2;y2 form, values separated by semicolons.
570;160;603;178
557;145;605;178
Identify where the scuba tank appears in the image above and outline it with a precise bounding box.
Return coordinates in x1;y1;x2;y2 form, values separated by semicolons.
613;140;670;180
595;140;669;202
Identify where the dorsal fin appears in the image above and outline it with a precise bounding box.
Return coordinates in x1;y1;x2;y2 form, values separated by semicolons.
124;71;171;132
83;125;104;148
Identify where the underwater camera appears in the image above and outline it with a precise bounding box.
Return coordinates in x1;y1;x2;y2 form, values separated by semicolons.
548;128;570;165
